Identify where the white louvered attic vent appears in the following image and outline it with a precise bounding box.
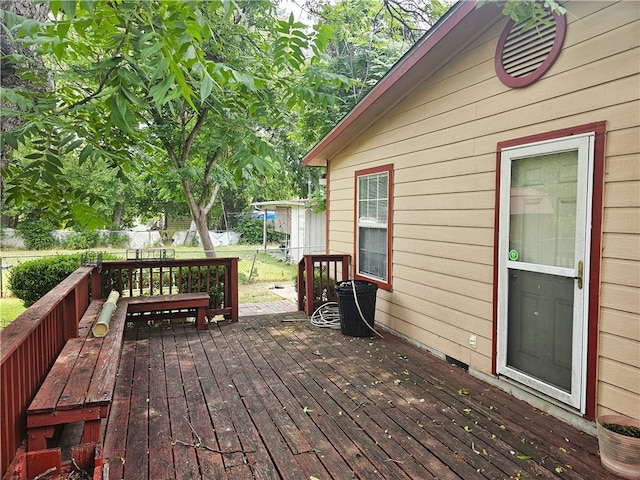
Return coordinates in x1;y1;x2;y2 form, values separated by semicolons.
495;11;567;88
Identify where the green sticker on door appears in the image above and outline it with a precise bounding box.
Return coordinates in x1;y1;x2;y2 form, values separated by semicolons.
509;249;519;261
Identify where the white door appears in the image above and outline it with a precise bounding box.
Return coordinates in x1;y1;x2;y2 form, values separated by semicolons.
497;134;594;410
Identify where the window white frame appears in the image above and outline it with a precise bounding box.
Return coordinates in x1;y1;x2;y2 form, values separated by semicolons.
354;165;393;290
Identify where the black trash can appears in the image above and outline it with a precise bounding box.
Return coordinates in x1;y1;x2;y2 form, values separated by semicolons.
335;280;378;337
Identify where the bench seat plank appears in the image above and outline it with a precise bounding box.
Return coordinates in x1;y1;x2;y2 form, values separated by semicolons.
27;340;84;415
86;302;128;406
78;300;105;338
125;293;210;330
57;338;103;410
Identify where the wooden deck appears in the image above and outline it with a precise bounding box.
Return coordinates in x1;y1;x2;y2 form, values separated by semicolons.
102;301;615;479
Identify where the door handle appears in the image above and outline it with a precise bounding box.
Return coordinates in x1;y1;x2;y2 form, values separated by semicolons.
574;261;583;289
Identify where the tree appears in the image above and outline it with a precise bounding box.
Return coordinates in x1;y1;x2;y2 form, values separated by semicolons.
1;0;340;255
477;0;567;31
0;0;49;205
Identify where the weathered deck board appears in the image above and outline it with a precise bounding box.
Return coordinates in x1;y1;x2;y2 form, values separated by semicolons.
124;327;149;479
103;303;617;479
148;326;173;479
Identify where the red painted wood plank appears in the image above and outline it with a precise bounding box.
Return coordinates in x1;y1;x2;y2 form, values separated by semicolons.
147;327;174;480
57;337;102;410
97;309;614;480
209;330;281;479
85;302;128;406
122;327;149;480
178;328;225;478
78;301;105;339
102;328;136;479
161;327;201;480
201;331;253;470
27;340;83;415
262;321;414;479
125;293;209;313
246;325;380;479
297;329;509;479
214;327;308;480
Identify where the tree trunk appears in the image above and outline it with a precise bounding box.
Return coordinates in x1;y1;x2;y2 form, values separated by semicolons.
180;178;220;258
111;202;123;227
193;212;216;258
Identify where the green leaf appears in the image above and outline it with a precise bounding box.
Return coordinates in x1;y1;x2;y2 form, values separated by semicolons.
151;58;171;82
60;0;77;19
517;455;532;460
64;139;84;154
200;73;213;104
150;73;176;110
141;42;163;60
57;21;70;41
79;145;94;165
2;132;19;149
115;91;128;122
45;153;64;170
81;0;95;15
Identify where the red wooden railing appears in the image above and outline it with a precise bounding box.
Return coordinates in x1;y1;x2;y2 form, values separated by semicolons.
96;257;239;322
0;266;92;475
1;257;239;476
298;254;351;315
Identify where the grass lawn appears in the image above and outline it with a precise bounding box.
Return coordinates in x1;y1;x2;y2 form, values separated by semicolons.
0;297;26;329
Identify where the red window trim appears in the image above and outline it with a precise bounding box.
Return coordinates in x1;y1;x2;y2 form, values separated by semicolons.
492;121;606;420
495;12;567;88
354;164;393;291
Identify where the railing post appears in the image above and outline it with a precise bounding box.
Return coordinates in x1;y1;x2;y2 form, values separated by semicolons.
297;259;305;313
91;267;102;300
304;256;315;316
229;258;239;322
63;290;78;340
341;255;350;281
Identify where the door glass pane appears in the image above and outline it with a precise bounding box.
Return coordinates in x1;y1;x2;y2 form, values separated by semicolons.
509;151;578;268
507;270;573;392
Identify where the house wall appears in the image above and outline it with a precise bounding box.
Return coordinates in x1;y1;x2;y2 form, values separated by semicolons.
326;1;639;418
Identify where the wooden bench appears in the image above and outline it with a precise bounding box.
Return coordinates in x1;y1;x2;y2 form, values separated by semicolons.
25;292;210;452
26;300;128;451
124;292;210;330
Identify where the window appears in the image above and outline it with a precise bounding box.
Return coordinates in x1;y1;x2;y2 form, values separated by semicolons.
355;165;393;289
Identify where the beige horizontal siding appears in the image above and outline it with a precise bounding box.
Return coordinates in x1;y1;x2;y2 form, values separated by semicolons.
394;224;494;247
601;258;640;288
598;382;640;420
325;1;639;417
394;237;493;266
600;308;640;342
602;233;640;261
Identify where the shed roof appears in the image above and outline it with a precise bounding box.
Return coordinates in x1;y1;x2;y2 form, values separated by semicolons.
251;199;308;209
302;0;504;167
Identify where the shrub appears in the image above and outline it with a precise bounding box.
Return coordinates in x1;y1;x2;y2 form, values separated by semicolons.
236;215;284;245
8;252;117;307
8;254;85;307
104;230;129;248
16;218;57;250
60;229;100;249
